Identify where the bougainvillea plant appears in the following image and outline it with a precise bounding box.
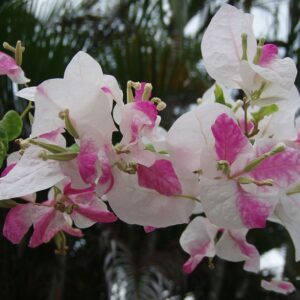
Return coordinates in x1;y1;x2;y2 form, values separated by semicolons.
0;4;299;295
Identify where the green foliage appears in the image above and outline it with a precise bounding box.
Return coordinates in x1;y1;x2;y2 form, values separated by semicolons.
214;84;232;108
251;104;279;123
0;110;23;141
0;110;22;167
0;137;8;167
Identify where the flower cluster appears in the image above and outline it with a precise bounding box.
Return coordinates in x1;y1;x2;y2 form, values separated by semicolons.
0;4;299;295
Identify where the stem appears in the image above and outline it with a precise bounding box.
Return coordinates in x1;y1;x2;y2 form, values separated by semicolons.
243;97;249;137
20;101;33;119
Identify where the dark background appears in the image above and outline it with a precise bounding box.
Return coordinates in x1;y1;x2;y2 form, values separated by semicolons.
0;0;299;299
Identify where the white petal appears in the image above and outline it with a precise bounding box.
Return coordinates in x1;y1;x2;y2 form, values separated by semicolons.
106;171;195;227
180;216;217;258
167;103;232;172
261;279;295;295
16;86;37;101
32;79;116;138
200;178;277;229
201;4;257;88
64;51;104;86
256;86;299;142
275;194;300;261
102;74;124;107
216;229;260;273
0;146;65;199
251;58;297;90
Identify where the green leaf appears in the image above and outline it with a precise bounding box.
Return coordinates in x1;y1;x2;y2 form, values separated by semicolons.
214;84;232;108
251;104;279;123
0;110;23;141
0;139;8;168
0;124;8;149
0;199;18;208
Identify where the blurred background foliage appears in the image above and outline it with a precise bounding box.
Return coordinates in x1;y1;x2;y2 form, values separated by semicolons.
0;0;299;299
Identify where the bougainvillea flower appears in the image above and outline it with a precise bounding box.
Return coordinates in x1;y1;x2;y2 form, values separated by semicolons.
106;157;199;227
63;51;123;107
22;51;121;139
3;182;117;247
180;216;259;273
261;279;295;295
167;103;233;173
201;115;300;229
114;82;168;167
201;4;297;105
201;84;300;143
0;145;66;200
3;201;83;247
168;103;300;229
272;186;300;261
0;51;29;84
117;100;158;166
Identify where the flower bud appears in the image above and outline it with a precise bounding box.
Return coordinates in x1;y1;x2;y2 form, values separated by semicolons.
29;139;67;154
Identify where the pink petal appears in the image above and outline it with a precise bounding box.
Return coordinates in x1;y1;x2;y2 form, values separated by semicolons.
261;279;295;295
97;145;114;196
183;255;206;274
29;209;56;247
97;165;114;195
74;204;117;223
1;163;16;177
119;102;157;146
62;225;83;237
200;179;276;229
29;205;83;248
211;113;250;164
216;230;260;273
137;159;182;196
0;51;29;84
64;182;95;195
39;127;65;142
250;146;300;188
101;86;112;94
235;237;260;273
237;186;273;228
259;44;278;66
144;226;156;233
179;217;218;273
3;204;40;244
77;138;99;184
0;52;18;73
106;171;195;227
238;117;254;135
134;101;157;125
134;82;150;102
